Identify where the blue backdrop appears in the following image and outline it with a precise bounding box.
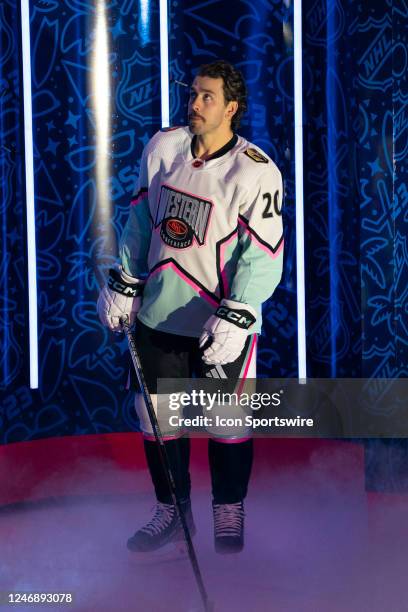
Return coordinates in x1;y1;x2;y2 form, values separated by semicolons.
1;0;407;491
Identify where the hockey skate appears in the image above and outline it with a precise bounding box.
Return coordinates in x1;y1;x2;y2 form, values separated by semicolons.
127;499;196;557
212;500;245;554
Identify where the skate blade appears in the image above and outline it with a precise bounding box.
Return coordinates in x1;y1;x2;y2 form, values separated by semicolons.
128;540;188;565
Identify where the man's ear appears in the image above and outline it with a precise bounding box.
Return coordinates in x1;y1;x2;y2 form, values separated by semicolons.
226;100;238;119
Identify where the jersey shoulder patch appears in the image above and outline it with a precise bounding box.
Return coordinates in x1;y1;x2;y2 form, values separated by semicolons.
243;148;269;163
160;126;182;132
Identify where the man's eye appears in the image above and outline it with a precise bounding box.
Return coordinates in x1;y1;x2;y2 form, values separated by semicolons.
203;94;211;101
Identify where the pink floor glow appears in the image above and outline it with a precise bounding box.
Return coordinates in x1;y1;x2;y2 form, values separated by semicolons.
1;435;408;611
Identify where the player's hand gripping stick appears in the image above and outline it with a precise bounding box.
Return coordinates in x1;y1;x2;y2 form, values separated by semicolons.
120;316;214;612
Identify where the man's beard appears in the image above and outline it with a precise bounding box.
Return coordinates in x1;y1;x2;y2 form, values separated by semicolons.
188;116;205;134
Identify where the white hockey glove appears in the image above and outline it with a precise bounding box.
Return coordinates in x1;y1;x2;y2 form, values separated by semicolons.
97;266;144;332
199;299;257;365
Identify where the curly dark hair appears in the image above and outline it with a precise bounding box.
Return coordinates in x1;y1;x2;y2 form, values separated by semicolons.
196;60;247;131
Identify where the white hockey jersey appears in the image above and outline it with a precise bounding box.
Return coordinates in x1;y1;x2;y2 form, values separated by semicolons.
120;126;284;337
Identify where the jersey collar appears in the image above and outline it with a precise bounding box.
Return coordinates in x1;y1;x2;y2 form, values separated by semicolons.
190;133;238;161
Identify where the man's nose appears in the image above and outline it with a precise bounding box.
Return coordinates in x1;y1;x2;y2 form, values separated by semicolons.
192;97;201;112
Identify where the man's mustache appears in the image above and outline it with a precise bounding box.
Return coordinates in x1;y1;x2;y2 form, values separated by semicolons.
189;113;204;120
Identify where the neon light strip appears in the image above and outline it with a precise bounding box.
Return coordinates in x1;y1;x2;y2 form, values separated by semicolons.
21;0;38;388
327;3;338;377
294;1;307;381
159;0;170;127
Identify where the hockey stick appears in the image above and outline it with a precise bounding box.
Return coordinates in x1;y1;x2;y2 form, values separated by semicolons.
121;316;213;612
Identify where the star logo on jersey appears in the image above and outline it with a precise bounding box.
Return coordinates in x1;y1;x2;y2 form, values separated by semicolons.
155;185;213;249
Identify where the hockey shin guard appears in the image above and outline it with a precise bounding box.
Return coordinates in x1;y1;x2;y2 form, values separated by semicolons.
209;438;253;504
144;437;191;504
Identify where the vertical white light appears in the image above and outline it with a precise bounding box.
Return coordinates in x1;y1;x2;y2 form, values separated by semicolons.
294;0;307;381
91;1;111;234
140;0;149;44
159;0;170;127
21;0;38;389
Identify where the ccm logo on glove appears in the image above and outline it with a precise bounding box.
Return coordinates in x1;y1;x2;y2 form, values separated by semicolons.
97;266;144;331
199;299;257;365
107;268;144;297
214;306;256;329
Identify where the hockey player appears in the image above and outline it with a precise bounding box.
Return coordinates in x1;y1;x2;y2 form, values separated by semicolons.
97;60;284;554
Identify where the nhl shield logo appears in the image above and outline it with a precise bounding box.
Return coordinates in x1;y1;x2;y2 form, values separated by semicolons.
358;15;407;91
305;0;345;46
117;50;161;124
392;94;408;163
169;59;186;123
309;297;349;363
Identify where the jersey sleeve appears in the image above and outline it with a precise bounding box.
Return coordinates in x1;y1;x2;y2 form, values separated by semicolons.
229;162;284;312
119;148;152;278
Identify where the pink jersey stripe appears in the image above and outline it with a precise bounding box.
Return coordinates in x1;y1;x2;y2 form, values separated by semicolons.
237;334;257;396
149;261;219;308
209;336;257;442
130;193;147;207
